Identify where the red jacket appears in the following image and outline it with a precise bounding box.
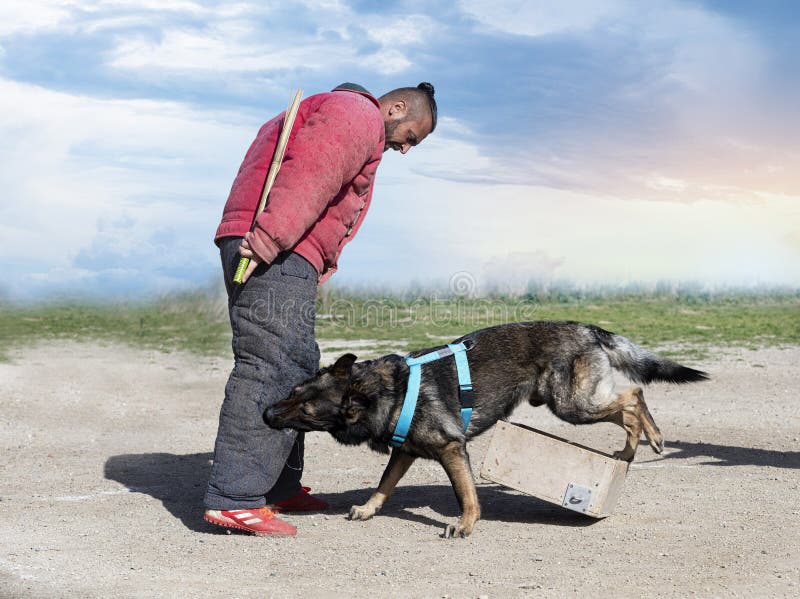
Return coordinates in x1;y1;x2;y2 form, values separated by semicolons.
215;86;385;284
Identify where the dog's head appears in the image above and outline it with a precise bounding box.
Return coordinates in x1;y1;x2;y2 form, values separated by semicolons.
264;353;358;433
264;353;402;449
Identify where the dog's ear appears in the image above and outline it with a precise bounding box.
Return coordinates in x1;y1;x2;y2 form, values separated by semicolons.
331;353;357;380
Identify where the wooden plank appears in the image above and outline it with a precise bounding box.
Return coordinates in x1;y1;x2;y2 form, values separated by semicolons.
479;421;630;518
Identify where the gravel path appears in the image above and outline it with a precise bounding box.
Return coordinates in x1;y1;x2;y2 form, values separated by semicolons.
1;341;798;598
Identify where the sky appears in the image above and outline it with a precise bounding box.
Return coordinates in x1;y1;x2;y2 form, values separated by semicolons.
1;0;798;300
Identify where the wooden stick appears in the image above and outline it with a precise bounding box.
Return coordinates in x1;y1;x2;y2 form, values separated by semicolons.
233;89;303;284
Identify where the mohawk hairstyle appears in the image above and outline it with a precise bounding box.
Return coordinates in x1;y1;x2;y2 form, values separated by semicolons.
380;82;438;132
416;82;437;133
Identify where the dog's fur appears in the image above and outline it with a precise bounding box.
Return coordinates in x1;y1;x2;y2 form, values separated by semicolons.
264;321;707;537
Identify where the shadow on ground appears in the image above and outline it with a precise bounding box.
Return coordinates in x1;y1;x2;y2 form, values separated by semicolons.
664;441;800;469
104;452;595;534
105;452;214;532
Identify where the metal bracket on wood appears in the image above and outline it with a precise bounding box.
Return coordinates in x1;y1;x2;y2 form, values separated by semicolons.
562;483;592;514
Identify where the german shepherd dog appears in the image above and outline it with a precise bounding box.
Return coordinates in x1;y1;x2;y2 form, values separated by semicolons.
264;321;707;538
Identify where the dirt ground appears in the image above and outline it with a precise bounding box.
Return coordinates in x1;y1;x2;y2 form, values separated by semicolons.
1;340;798;598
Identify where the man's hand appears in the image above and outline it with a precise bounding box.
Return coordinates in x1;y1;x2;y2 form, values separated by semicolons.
239;232;262;283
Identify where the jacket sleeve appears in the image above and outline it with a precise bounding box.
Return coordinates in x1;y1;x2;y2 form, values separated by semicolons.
247;96;382;264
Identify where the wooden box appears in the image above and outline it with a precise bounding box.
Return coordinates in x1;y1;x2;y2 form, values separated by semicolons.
479;421;629;518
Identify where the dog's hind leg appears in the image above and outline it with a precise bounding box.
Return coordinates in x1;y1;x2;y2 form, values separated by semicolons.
632;387;663;455
438;441;480;539
598;387;663;461
349;449;416;521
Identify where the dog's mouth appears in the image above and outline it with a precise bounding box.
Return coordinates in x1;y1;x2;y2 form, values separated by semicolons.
263;406;293;429
263;405;332;432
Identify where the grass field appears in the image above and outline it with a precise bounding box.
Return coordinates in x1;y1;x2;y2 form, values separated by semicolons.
1;288;798;362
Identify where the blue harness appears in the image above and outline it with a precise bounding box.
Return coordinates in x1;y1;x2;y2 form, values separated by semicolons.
390;341;474;448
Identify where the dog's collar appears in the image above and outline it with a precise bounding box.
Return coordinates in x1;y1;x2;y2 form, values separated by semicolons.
390;341;474;448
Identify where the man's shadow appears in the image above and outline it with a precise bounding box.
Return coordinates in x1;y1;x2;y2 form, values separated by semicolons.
105;452;214;532
104;453;594;533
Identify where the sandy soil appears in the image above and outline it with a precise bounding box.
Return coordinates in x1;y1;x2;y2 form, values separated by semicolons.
1;340;798;598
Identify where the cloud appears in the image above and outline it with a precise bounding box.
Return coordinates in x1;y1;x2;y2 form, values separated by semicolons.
0;1;74;37
480;251;565;295
108;26;412;77
459;0;627;37
337;159;800;290
362;14;439;46
104;4;440;77
68;214;216;295
0;76;255;298
417;1;800;204
61;2;444;87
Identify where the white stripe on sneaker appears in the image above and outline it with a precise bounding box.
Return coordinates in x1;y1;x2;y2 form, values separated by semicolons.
243;518;262;525
233;512;253;519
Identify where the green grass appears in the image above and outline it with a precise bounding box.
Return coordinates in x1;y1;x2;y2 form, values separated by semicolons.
0;292;232;360
1;290;798;362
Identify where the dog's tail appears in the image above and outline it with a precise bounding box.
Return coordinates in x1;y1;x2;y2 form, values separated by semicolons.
591;326;709;384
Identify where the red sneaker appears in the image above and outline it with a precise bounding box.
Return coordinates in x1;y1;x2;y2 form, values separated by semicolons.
270;486;329;513
204;507;296;536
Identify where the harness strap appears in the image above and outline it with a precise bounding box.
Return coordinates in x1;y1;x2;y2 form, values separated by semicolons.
449;343;474;431
391;360;421;447
390;341;474;448
406;345;457;366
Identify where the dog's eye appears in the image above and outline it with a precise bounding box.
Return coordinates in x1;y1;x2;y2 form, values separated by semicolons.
300;405;312;417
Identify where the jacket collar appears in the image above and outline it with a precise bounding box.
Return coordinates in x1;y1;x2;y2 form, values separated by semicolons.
332;82;380;109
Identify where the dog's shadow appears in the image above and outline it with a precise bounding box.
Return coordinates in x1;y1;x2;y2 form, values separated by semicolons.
662;441;800;469
315;484;594;530
104;452;594;533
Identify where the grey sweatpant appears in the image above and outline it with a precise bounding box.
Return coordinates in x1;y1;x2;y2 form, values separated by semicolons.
204;237;320;510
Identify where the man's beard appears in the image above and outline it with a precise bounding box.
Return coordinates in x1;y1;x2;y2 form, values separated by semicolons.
383;119;399;151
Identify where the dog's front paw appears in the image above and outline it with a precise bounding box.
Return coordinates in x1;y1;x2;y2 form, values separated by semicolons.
443;522;474;539
613;448;636;462
348;504;377;521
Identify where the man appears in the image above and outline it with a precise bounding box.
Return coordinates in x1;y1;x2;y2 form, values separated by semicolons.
204;82;437;536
